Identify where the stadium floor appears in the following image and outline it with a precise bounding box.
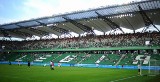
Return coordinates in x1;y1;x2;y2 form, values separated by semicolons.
0;65;159;82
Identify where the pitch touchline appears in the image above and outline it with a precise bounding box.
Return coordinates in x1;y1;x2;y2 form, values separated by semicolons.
110;75;138;82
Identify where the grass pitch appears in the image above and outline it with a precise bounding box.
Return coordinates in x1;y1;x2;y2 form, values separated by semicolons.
0;65;159;82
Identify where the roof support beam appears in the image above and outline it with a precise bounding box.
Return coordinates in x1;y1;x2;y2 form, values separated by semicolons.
8;31;26;39
16;24;45;37
19;28;42;37
62;17;95;35
15;24;26;28
35;20;47;26
124;17;135;33
0;29;12;41
49;26;72;37
10;29;32;37
34;21;53;35
36;20;72;36
138;5;160;32
95;11;124;33
28;28;49;36
0;29;11;38
37;27;61;36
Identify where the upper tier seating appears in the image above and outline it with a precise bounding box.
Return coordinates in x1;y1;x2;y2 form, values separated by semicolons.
1;32;160;50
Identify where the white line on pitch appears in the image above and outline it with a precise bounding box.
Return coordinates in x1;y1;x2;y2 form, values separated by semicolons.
110;75;139;82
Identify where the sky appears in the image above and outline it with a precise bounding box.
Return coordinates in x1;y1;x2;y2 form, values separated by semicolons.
0;0;141;24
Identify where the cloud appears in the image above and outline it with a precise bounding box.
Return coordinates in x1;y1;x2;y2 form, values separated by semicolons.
22;0;58;18
21;0;139;18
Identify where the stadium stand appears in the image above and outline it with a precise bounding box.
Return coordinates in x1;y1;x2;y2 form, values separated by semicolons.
1;32;160;50
0;31;160;66
0;49;159;66
0;0;160;67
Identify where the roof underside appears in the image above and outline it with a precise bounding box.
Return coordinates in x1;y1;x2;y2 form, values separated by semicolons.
0;0;160;39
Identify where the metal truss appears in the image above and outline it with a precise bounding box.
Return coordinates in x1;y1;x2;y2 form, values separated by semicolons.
49;26;72;37
138;5;160;32
95;11;124;34
62;17;95;35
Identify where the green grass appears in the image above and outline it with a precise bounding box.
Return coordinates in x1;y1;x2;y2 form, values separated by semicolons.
0;65;159;82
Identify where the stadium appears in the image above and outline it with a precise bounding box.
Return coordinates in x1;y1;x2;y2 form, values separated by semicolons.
0;0;160;82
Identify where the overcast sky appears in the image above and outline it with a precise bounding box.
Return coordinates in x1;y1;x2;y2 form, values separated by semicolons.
0;0;141;24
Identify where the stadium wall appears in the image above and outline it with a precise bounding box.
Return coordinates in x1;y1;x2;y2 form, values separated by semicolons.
0;61;159;70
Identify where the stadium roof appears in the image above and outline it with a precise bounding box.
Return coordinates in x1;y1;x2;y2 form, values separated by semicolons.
0;0;160;39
